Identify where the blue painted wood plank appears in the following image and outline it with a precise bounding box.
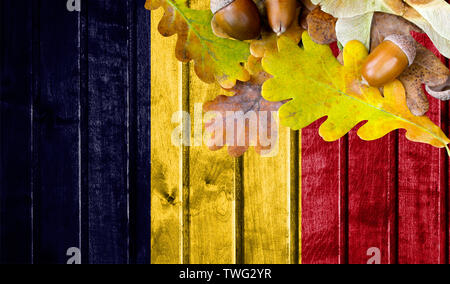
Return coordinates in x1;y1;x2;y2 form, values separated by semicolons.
129;0;151;264
1;0;152;263
0;0;33;264
86;0;130;264
32;0;81;264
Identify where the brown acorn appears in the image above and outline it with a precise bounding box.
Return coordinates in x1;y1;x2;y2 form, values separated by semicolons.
211;0;261;41
362;35;417;87
266;0;298;36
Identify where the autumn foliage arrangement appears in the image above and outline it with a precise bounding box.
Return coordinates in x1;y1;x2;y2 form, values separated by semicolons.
146;0;450;157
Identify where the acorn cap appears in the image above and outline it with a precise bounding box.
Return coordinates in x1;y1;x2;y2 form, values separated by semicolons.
384;34;417;66
211;0;235;14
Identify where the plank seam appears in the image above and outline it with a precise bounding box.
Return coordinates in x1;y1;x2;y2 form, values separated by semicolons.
180;0;191;265
181;62;191;264
126;0;134;265
234;156;244;264
392;131;399;264
289;130;300;264
147;4;152;265
339;136;349;264
127;0;137;265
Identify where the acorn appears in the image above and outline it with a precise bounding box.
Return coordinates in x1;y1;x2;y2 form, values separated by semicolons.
266;0;298;36
362;35;416;87
211;0;261;41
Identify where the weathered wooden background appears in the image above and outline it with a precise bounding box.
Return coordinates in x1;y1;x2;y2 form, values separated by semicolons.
1;0;450;264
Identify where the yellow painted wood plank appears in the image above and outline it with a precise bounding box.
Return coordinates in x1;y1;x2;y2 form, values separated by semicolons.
187;0;236;265
151;8;182;264
187;79;235;264
150;0;303;264
243;124;292;264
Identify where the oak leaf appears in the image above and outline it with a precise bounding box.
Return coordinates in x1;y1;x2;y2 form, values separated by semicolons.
145;0;250;88
203;72;284;157
409;30;450;104
262;33;450;152
306;7;337;45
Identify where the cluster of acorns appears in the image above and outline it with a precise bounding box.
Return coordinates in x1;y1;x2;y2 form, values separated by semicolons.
211;0;297;40
211;0;418;89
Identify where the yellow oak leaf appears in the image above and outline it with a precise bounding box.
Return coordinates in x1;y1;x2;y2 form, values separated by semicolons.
262;33;450;152
146;0;250;88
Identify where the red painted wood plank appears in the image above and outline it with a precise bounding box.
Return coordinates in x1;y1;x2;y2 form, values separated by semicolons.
447;58;450;265
397;35;448;264
446;2;450;265
398;102;446;264
301;120;346;264
347;131;397;264
302;7;450;264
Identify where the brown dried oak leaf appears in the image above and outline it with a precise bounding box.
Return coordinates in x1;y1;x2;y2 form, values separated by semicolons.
203;72;285;157
306;7;337;44
370;13;450;116
146;0;250;89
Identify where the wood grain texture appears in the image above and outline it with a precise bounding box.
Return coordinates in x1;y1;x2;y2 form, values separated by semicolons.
397;3;450;265
32;0;80;264
3;0;450;265
398;100;446;264
186;0;235;265
235;157;244;264
447;57;450;265
86;0;129;264
150;7;182;264
347;132;397;264
0;0;33;264
243;125;291;264
80;0;89;264
129;0;152;264
1;0;152;264
397;49;448;264
188;79;235;264
301;121;343;264
301;30;450;265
